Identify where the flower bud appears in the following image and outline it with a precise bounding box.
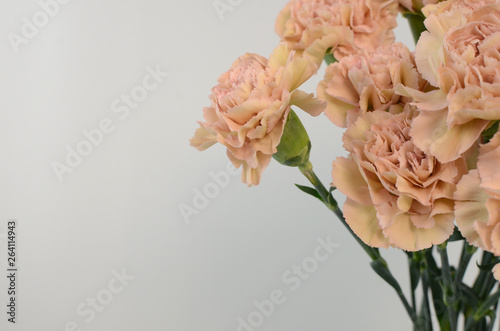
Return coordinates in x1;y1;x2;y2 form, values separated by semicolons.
273;109;312;167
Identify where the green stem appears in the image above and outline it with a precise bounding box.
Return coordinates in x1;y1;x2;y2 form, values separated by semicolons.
480;276;497;300
408;253;418;311
298;161;418;325
487;308;497;331
423;248;449;329
465;316;487;331
421;268;433;331
438;244;457;331
456;241;476;287
464;315;475;330
299;161;378;260
474;251;495;297
474;289;500;321
465;250;499;329
411;284;417;316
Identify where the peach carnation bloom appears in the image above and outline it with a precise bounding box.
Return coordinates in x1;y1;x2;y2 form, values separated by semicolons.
332;108;467;251
317;43;424;128
400;0;500;163
275;0;399;66
455;132;500;257
190;43;325;186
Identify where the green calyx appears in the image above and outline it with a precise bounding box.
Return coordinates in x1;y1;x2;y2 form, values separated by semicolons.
273;109;312;168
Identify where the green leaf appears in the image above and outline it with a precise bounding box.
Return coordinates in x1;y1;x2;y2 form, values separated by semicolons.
370;259;402;292
476;259;500;272
295;184;322;202
326;193;339;210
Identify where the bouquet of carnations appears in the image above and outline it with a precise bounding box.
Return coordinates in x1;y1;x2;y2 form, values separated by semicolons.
190;0;500;329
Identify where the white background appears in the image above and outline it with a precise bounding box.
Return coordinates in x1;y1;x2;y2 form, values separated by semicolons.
0;1;478;330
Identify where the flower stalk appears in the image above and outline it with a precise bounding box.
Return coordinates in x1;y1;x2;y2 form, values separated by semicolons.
437;243;457;331
298;161;418;325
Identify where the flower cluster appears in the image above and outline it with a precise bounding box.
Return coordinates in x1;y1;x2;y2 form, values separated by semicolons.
192;0;500;264
275;0;399;65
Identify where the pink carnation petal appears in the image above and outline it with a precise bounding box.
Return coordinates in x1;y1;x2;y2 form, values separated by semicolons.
332;156;372;205
410;109;488;163
343;198;390;248
383;213;455;251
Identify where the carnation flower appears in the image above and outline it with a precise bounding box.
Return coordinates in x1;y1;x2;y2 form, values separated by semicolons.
317;43;424;128
275;0;399;66
455;132;500;256
400;0;500;163
332;108;467;251
190;43;325;186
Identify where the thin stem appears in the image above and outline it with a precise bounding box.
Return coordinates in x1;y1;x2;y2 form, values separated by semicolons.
423;248;449;329
474;289;500;321
456;241;476;287
464;315;475;330
299;161;380;260
473;251;495;295
421;268;433;331
438;244;457;331
299;161;418;324
408;252;422;325
479;275;497;301
395;286;419;329
486;310;497;331
411;283;417;315
409;258;417;311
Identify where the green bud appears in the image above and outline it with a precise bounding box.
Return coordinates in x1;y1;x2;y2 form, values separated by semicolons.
273;109;311;168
